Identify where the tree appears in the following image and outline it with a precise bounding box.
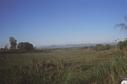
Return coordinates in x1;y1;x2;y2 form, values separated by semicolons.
116;16;127;50
116;16;127;30
17;42;34;50
118;40;127;50
9;37;17;49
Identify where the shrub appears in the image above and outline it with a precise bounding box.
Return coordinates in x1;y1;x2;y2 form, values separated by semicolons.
94;44;111;51
118;40;127;50
17;42;34;50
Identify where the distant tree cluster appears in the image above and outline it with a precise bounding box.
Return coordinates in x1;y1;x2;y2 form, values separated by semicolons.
6;37;34;51
17;42;34;50
94;44;111;51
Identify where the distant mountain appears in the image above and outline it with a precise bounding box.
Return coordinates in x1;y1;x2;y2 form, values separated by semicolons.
42;44;92;48
40;42;117;49
41;43;96;49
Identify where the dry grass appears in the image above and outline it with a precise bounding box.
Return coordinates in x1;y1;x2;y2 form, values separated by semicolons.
0;47;127;84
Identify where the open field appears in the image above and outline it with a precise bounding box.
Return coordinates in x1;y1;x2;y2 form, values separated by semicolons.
0;47;127;84
1;0;127;84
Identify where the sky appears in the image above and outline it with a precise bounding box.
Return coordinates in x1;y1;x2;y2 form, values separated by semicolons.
0;0;127;47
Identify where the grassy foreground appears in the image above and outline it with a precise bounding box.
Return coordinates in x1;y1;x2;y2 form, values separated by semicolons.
0;48;127;84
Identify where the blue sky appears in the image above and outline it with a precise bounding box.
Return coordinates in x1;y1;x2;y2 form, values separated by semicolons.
0;0;127;47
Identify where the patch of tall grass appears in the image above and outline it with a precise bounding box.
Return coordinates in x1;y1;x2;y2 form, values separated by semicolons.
0;49;127;84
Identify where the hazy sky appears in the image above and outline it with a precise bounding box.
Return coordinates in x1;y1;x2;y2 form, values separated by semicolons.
0;0;127;47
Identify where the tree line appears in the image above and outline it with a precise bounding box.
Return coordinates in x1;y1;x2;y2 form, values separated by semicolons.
0;37;34;52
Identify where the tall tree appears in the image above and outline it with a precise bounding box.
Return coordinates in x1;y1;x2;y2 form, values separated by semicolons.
9;37;17;49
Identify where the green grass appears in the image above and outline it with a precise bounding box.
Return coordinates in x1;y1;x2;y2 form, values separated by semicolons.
0;48;127;84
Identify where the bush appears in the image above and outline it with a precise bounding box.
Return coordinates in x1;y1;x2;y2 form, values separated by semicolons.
17;42;34;50
118;40;127;50
94;44;111;51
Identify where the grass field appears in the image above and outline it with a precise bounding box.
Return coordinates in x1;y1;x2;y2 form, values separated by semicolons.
0;47;127;84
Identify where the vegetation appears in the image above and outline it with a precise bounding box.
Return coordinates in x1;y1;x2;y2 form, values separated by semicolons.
0;17;127;84
9;37;17;49
94;44;111;51
17;42;34;50
116;16;127;30
118;40;127;50
0;44;127;84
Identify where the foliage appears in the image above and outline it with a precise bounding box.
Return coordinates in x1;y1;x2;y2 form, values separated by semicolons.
9;37;17;49
94;44;111;51
116;16;127;30
0;47;127;84
118;40;127;50
17;42;34;50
